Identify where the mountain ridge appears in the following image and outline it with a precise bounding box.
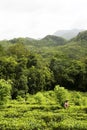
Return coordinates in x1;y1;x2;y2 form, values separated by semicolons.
53;29;84;40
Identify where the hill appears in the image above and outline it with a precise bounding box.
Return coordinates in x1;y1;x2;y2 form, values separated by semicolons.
40;35;66;46
53;29;84;40
0;30;87;93
75;30;87;41
57;30;87;60
0;35;66;49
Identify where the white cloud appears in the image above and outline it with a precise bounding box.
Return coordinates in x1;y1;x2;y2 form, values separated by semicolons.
0;0;87;39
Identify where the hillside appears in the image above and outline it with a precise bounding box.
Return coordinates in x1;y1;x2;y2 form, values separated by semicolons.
0;35;66;52
0;30;87;61
57;30;87;60
53;29;84;40
0;30;87;94
40;35;66;46
75;30;87;41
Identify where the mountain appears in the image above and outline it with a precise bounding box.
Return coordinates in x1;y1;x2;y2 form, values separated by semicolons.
53;29;84;40
75;30;87;41
0;35;67;49
0;30;87;92
39;35;66;46
57;30;87;59
0;30;87;59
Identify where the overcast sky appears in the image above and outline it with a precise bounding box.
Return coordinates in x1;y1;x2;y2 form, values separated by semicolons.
0;0;87;40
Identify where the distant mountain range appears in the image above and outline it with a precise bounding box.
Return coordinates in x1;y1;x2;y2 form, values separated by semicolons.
53;29;84;40
7;35;66;47
0;30;87;60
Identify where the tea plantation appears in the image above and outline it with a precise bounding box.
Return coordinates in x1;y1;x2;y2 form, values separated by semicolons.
0;86;87;130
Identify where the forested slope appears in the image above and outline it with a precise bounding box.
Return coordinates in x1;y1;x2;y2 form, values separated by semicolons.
0;30;87;99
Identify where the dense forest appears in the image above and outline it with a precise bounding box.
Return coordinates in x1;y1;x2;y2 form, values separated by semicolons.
0;30;87;99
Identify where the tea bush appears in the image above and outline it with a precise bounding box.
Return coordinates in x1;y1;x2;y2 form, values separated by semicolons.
0;79;12;105
0;86;87;129
54;85;70;106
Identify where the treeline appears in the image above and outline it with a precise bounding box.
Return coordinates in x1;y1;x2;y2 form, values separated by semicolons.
0;31;87;98
0;43;54;99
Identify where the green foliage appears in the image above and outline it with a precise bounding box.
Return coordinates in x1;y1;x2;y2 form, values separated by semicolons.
0;45;5;56
0;79;12;105
0;56;17;80
27;53;43;68
50;57;87;91
0;89;87;129
0;31;87;129
54;85;70;106
7;43;29;58
28;66;54;94
76;30;87;41
40;35;67;46
0;30;87;96
34;92;46;104
71;91;87;106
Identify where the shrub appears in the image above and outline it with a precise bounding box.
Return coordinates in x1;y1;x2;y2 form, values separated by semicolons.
54;85;70;106
34;92;46;104
0;79;12;105
72;92;87;106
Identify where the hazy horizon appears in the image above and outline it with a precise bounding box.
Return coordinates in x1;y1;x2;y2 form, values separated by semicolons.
0;0;87;40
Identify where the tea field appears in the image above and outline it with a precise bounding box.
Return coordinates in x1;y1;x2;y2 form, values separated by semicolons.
0;86;87;130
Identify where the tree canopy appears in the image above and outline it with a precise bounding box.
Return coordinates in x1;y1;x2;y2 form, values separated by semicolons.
0;30;87;98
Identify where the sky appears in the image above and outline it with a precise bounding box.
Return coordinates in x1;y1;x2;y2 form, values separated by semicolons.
0;0;87;40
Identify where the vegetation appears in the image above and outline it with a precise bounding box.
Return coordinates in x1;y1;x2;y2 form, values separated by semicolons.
0;30;87;129
0;86;87;129
0;31;87;95
0;79;11;105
